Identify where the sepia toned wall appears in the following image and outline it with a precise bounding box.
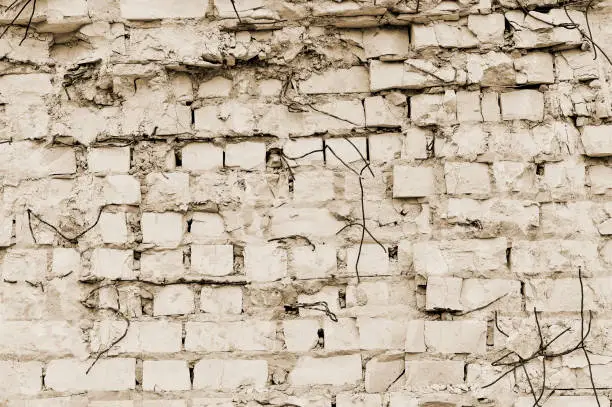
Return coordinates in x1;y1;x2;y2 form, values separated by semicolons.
2;0;612;406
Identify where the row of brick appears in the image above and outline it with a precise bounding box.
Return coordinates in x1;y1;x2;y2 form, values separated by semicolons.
5;119;612;173
91;319;486;354
3;197;612;249
59;90;607;139
5;160;612;209
3;355;610;395
2;235;612;281
2;87;610;144
5;311;612;356
3;75;609;142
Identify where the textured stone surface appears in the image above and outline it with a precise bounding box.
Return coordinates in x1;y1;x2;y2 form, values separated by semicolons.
0;2;611;406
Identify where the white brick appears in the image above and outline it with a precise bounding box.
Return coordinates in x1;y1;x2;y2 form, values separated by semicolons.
185;321;278;351
143;360;190;391
433;23;478;48
500;90;544;121
347;244;389;276
153;285;195;316
88;147;130;173
104;175;141;204
262;100;365;137
424;320;487;354
0;321;87;357
182;143;224;171
481;92;501;122
541;201;598;237
270;207;343;238
244;245;287;282
410;25;438;49
325;137;367;169
98;212;129;244
324;318;359;351
0;361;43;394
144;172;190;207
368;133;402;163
405;320;426;352
346;280;414;311
190;212;226;241
582;125;612;157
444;162;491;195
198;76;232;98
467;13;505;44
555;50;599;81
90;248;135;280
140;250;185;282
289;355;362;386
358;318;406;350
436;123;487;160
225;141;266;170
363;28;409;58
492;162;537;193
93;320;182;353
282;319;320;352
141;212;184;247
413;238;507;276
402;127;429;160
457;90;482;122
191;244;233;276
194;103;255;135
370;60;453;92
511;10;583;49
404;360;464;385
511;240;601;275
541;159;586;199
426;276;463;311
514;52;555;84
120;0;207;19
46;358;135;391
364;95;405;128
51;248;80;278
0;144;76;179
470;53;511;86
200;286;242;314
300;67;369;94
589;165;612;194
193;359;268;390
460;278;522;311
410;91;457;125
283;137;323;164
1;249;47;282
365;356;405;393
393;166;435;198
289;245;337;279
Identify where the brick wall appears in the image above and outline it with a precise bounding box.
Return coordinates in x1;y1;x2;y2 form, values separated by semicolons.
2;0;612;406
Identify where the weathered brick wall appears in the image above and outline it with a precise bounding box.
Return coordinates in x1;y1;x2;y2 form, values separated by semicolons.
2;0;612;406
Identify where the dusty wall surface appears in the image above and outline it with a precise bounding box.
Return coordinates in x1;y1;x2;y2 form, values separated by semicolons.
2;0;612;406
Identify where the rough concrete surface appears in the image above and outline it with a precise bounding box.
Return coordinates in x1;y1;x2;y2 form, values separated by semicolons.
2;0;612;406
